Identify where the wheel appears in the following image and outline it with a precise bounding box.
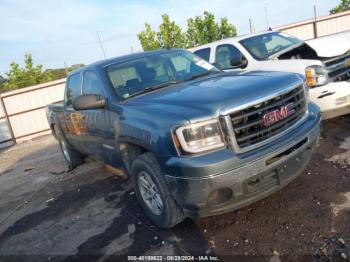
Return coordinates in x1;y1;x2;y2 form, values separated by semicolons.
54;125;85;171
131;152;185;228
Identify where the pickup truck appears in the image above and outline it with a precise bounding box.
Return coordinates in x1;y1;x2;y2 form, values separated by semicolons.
190;30;350;119
47;49;321;228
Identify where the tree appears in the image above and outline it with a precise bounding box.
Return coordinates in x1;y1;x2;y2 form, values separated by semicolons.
137;23;161;51
0;76;6;93
137;11;237;51
3;53;53;91
186;11;236;47
157;14;186;49
138;15;186;51
330;0;350;14
44;64;85;81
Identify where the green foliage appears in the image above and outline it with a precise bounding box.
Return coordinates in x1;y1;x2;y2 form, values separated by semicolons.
157;14;186;49
2;53;53;91
44;64;85;81
138;15;186;50
137;23;161;51
138;11;237;51
0;76;6;93
186;11;237;47
330;0;350;14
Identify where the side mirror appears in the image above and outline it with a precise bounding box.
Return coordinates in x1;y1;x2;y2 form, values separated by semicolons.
73;94;106;110
230;57;248;69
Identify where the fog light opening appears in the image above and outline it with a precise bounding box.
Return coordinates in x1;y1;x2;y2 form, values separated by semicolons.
207;188;233;206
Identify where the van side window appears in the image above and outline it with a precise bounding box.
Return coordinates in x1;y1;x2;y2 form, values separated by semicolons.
193;48;211;62
215;44;247;69
66;74;81;108
82;71;104;95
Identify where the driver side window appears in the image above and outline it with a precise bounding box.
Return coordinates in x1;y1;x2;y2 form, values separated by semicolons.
82;71;104;95
65;73;81;108
215;44;246;70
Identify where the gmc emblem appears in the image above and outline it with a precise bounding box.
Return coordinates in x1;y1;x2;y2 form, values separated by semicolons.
262;103;295;127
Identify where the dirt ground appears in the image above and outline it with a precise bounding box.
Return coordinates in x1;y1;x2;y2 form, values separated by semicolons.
0;116;349;261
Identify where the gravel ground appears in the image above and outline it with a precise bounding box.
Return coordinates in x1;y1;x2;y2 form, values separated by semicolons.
0;116;349;261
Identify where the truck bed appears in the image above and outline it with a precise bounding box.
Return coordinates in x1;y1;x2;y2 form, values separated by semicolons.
48;101;64;112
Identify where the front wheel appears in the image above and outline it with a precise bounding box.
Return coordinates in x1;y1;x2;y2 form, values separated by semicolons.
131;153;185;228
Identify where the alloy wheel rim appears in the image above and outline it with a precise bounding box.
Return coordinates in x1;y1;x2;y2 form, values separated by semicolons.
137;171;163;215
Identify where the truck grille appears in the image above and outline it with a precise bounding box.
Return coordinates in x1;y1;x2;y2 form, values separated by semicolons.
229;85;306;150
325;53;350;81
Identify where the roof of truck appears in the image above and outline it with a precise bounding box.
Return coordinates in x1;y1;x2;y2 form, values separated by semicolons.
69;48;183;75
188;31;276;52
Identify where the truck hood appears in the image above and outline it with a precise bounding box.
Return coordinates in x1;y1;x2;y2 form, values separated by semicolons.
256;59;322;75
127;71;303;122
306;31;350;57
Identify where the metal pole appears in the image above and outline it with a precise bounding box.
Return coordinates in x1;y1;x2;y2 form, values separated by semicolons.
249;18;253;33
264;7;270;29
0;95;16;144
313;5;318;38
64;62;68;76
96;31;107;59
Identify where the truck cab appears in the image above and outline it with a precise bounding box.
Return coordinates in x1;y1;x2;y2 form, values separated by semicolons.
189;31;350;119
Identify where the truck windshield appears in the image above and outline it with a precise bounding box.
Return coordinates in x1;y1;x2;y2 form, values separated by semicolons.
239;32;302;60
106;50;219;100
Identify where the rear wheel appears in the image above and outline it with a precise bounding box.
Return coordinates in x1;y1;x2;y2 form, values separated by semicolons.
54;126;85;170
131;152;185;228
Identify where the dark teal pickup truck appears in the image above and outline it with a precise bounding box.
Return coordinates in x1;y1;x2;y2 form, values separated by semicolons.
47;49;321;228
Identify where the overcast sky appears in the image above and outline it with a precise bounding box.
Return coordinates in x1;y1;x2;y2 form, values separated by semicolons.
0;0;338;75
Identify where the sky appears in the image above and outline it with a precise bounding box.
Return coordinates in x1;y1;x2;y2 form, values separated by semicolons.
0;0;339;75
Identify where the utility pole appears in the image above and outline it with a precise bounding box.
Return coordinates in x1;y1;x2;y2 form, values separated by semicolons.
264;7;270;29
96;31;107;59
130;46;134;54
64;62;68;76
249;18;253;33
313;5;318;38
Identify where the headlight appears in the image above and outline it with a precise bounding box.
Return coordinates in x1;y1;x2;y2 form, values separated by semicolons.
305;65;328;88
175;119;225;154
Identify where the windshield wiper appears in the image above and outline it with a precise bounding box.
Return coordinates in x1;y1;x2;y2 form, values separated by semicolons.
184;70;220;82
124;80;182;100
144;80;182;91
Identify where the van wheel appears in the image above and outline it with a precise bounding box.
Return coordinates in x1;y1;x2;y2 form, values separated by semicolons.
54;126;85;171
131;153;185;228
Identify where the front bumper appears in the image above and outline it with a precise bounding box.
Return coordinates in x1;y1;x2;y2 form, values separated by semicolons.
309;80;350;119
163;103;321;218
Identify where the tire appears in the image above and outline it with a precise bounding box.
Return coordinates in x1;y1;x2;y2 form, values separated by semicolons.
54;125;85;171
131;152;185;228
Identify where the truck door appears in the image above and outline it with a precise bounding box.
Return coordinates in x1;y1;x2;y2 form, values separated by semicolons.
63;73;88;153
79;70;119;165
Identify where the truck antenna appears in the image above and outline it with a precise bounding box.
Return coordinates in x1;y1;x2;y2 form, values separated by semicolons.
96;31;107;59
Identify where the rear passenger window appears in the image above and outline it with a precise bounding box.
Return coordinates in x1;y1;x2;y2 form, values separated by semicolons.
194;48;211;62
66;74;81;108
82;71;104;95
